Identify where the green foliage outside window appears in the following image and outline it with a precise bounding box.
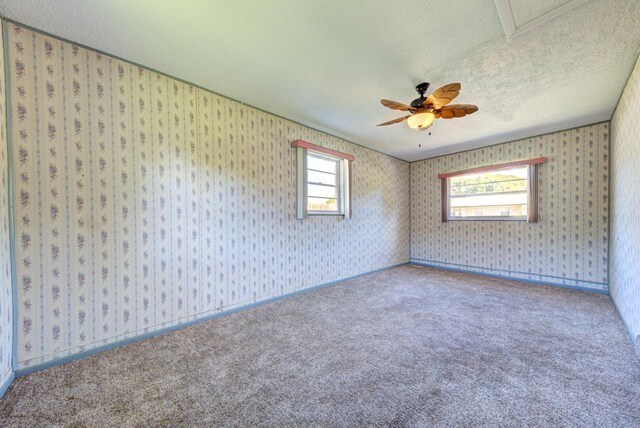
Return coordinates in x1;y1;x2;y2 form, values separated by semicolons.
450;174;527;196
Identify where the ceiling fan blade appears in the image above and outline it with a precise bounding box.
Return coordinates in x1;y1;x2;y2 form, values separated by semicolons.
438;104;478;119
380;99;414;111
377;115;411;126
424;83;461;109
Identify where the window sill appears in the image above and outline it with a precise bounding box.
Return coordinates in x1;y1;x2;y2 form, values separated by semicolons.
307;212;345;217
447;216;527;222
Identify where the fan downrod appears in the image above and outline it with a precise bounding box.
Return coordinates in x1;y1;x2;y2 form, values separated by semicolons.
411;82;430;108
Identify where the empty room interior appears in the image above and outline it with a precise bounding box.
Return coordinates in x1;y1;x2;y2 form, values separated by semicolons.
0;0;640;426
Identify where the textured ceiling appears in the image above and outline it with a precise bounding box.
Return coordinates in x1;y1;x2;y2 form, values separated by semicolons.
509;0;570;27
1;0;639;161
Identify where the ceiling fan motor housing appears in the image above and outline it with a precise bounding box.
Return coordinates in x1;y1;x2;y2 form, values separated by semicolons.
410;97;425;109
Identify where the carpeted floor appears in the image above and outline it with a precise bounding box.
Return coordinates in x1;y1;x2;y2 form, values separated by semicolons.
1;265;639;427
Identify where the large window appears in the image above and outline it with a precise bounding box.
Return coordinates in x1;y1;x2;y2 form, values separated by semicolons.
439;158;545;223
292;140;352;219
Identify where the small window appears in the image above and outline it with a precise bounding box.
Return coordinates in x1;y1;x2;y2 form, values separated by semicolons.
292;140;352;219
439;158;544;223
306;152;342;214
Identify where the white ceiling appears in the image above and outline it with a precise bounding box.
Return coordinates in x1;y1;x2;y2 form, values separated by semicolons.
1;0;639;161
510;0;570;27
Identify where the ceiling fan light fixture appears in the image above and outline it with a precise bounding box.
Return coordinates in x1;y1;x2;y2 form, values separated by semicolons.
407;111;435;130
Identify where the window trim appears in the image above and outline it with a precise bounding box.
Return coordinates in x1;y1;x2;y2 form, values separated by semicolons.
437;157;545;179
291;140;355;161
439;157;545;223
292;140;353;219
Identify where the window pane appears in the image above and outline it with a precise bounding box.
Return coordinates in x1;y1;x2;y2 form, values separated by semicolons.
308;197;339;212
304;150;345;215
450;167;527;196
449;166;528;219
307;183;338;199
308;169;336;186
307;154;338;174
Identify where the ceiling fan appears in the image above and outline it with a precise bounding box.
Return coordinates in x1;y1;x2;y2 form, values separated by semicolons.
378;82;478;130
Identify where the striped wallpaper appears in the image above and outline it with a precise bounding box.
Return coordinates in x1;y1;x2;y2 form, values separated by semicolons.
611;52;640;355
0;25;14;392
410;123;610;291
6;23;410;370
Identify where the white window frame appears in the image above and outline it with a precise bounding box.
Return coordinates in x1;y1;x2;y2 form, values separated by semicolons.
294;142;351;220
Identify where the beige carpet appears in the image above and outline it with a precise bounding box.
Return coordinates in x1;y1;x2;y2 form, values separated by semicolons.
1;265;639;427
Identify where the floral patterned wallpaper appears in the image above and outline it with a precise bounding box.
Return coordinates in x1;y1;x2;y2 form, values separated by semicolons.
3;18;630;376
7;24;410;369
611;53;640;355
410;123;610;291
0;26;14;391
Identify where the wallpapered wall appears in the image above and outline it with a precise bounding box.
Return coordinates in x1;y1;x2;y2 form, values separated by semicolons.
0;26;14;391
410;123;609;291
611;53;640;354
7;24;410;370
